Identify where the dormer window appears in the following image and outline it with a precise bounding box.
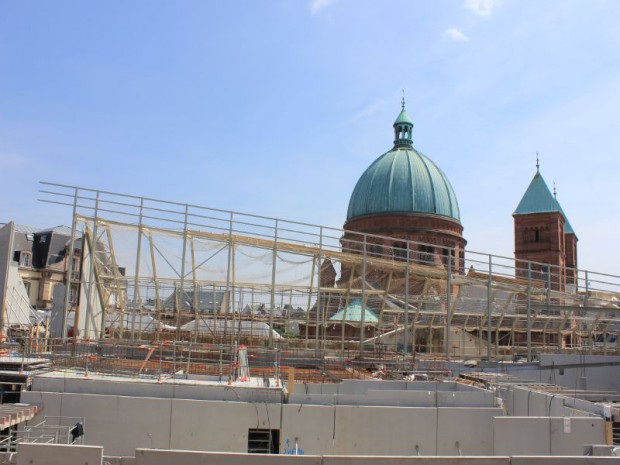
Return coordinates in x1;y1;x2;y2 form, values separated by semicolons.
20;252;31;267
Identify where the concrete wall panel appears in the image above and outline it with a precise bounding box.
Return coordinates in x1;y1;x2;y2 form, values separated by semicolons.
169;399;281;453
511;457;620;465
135;450;322;465
323;457;510;465
288;393;337;405
59;393;173;456
282;404;336;455
31;376;66;393
17;443;103;465
436;391;494;407
493;417;550;456
549;417;606;455
436;408;502;455
333;406;437;455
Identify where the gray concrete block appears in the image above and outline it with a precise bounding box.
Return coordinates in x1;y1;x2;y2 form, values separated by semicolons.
549;417;606;455
436;391;494;407
59;393;173;456
511;457;620;465
323;457;510;465
134;450;322;465
282;404;335;455
169;398;281;452
365;390;437;407
17;443;103;465
436;408;502;455
288;393;337;405
493;417;550;456
333;406;437;455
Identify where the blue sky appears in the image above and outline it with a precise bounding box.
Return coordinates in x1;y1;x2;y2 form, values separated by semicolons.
1;0;620;274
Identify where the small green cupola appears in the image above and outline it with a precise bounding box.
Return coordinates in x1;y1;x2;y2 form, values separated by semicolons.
393;97;413;148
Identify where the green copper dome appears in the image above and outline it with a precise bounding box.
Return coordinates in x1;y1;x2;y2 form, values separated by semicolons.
346;104;461;222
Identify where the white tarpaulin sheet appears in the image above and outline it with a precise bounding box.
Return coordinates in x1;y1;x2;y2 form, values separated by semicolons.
180;318;281;339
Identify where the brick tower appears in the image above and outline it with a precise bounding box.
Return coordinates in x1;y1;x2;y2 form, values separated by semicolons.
513;161;578;291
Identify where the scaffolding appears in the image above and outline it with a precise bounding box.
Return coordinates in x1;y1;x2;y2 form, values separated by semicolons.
30;181;620;365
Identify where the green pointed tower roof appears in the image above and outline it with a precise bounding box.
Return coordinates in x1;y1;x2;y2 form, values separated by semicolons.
514;164;576;236
513;170;559;215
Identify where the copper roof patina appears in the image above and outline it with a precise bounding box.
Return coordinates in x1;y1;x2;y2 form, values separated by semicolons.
346;104;460;223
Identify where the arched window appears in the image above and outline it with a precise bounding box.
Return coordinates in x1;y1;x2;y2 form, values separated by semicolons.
393;242;407;260
419;245;434;265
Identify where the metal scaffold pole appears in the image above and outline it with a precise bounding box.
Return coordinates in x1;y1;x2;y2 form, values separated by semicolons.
83;191;100;339
176;205;189;340
487;255;492;362
403;245;410;354
359;235;367;359
224;212;233;344
527;261;532;362
269;220;278;348
62;187;79;340
445;250;452;361
130;198;144;341
315;227;323;351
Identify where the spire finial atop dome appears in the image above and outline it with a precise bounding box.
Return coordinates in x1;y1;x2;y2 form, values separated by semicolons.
536;152;540;172
401;89;405;110
553;181;557;198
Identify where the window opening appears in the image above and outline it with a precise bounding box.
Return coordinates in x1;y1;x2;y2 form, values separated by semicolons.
248;429;280;454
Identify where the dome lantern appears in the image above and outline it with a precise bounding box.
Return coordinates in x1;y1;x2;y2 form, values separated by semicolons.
393;96;413;148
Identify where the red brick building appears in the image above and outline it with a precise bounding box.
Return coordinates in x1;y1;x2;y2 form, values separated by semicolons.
513;163;578;291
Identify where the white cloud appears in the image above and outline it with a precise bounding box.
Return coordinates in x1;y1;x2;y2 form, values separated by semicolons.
353;97;389;120
444;28;470;42
464;0;497;16
310;0;334;15
0;150;29;167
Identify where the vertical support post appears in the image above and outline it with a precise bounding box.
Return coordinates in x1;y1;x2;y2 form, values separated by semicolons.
223;212;233;344
314;227;323;351
445;249;452;360
84;192;100;340
487;255;493;362
131;198;144;341
527;262;532;362
62;187;79;339
403;244;410;354
305;256;316;347
269;220;278;348
546;270;551;312
190;237;199;339
230;238;237;345
147;232;161;339
359;235;367;358
175;205;189;340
